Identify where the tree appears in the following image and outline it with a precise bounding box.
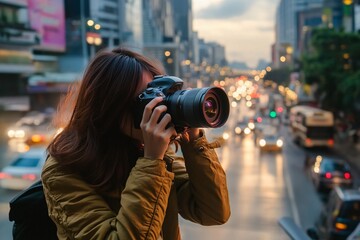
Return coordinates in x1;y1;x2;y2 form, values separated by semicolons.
301;28;360;113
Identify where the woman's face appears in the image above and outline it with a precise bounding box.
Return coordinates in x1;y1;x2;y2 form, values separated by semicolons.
121;71;153;142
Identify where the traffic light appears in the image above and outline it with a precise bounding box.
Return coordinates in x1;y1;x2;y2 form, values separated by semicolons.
269;110;277;118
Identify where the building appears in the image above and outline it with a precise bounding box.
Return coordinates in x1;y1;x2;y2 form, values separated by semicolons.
0;0;36;98
296;7;323;56
355;0;360;32
1;0;218;110
142;0;182;76
0;0;67;111
274;0;323;67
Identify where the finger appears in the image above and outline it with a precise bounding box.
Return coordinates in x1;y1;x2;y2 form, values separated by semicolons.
162;125;178;142
148;105;167;127
141;97;164;125
168;128;178;140
156;113;172;130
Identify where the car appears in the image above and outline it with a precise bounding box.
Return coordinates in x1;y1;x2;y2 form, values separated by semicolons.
308;155;353;192
234;120;252;136
0;147;47;190
6;111;53;141
310;187;360;240
257;133;284;151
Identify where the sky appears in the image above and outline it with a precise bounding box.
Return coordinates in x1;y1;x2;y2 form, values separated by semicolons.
192;0;281;68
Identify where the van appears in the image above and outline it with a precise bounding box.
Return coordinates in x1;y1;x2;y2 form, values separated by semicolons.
314;187;360;240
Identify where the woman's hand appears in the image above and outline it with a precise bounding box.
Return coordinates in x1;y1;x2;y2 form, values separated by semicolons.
140;97;177;160
180;127;201;142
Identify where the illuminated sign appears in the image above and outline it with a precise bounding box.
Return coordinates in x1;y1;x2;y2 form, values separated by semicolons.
28;0;66;52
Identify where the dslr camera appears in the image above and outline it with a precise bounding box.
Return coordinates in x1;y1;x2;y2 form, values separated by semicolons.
133;75;230;132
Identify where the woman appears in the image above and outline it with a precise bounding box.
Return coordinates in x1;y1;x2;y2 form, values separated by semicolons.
42;47;230;239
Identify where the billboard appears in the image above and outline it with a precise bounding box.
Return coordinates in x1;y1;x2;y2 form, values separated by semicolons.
27;0;66;52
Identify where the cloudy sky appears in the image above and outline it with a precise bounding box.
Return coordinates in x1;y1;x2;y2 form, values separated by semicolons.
193;0;280;68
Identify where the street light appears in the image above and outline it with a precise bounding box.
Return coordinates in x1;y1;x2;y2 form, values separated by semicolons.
86;19;102;57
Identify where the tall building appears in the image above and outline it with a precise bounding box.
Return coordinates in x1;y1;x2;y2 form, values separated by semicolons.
274;0;294;68
191;31;200;65
355;0;360;32
29;0;145;110
58;0;143;73
207;42;226;67
0;0;37;97
0;0;67;110
171;0;192;43
323;0;356;32
142;0;181;76
274;0;323;67
296;7;323;55
171;0;193;64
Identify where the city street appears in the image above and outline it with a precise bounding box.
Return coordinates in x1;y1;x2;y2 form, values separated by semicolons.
0;99;344;239
179;100;326;239
1;0;360;239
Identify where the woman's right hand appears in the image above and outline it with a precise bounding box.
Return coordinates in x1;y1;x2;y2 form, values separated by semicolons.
140;97;177;160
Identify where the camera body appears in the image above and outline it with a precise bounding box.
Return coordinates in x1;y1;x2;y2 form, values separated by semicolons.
133;75;229;131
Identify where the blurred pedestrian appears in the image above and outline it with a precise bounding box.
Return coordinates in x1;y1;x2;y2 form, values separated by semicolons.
42;47;230;239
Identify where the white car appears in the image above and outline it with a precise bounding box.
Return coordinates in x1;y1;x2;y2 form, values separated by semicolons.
6;111;53;140
0;147;47;190
257;134;284;152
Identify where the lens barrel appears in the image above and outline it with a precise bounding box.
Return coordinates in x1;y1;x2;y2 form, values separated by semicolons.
166;87;229;128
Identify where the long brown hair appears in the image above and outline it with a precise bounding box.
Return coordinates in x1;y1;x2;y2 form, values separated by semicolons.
47;48;164;191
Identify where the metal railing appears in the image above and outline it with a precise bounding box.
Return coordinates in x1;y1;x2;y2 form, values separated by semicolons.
278;217;312;240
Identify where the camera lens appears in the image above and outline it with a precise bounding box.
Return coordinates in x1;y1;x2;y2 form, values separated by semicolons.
166;87;229;128
204;98;217;119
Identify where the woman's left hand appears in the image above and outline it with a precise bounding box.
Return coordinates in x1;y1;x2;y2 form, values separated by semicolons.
180;128;201;142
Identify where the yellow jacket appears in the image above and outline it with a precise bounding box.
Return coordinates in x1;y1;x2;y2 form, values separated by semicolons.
42;133;230;239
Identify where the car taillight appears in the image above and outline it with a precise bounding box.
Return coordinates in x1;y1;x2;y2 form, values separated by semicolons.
328;139;334;146
22;174;37;181
335;222;348;231
31;134;45;143
325;172;332;179
0;172;11;179
344;172;351;179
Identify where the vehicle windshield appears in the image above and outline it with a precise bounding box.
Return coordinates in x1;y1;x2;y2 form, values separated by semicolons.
11;157;40;167
306;127;334;139
265;135;277;140
340;201;360;220
322;161;349;172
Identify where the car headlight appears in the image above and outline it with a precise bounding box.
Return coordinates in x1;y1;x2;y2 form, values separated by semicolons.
259;139;266;147
15;130;25;138
222;132;230;140
7;130;15;138
248;122;255;130
276;139;283;147
235;127;242;134
244;128;251;135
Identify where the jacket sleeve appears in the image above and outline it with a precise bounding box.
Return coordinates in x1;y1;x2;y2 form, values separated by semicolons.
42;157;174;240
173;131;231;226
